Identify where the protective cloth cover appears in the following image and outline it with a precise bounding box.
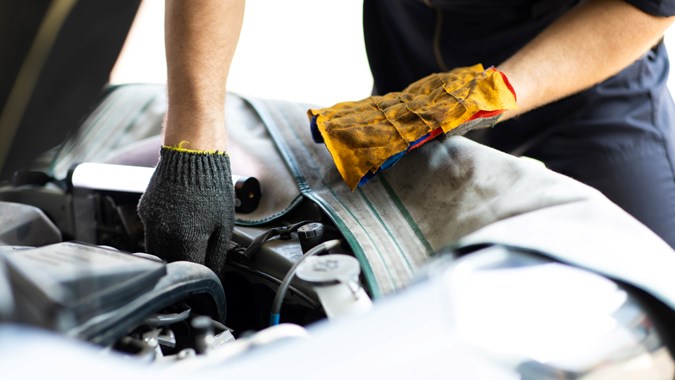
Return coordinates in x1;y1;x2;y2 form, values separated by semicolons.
308;65;517;189
40;85;301;227
35;84;167;179
244;96;675;303
51;86;675;308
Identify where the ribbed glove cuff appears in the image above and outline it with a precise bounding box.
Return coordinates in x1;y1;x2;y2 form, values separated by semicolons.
154;146;231;190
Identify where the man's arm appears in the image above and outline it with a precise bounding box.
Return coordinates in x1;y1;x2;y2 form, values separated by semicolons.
163;0;245;150
137;1;244;272
499;0;675;120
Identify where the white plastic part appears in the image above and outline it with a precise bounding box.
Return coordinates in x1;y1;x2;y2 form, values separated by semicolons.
296;254;372;319
69;162;242;193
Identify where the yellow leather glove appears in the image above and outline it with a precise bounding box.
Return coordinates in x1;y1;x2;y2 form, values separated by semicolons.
308;64;517;189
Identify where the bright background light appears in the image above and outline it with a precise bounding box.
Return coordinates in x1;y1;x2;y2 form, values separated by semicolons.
110;0;372;108
111;0;675;107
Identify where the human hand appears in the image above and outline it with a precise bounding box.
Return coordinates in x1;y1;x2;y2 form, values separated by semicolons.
308;64;517;189
137;146;235;275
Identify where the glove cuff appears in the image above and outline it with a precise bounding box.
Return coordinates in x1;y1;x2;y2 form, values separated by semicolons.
154;146;231;190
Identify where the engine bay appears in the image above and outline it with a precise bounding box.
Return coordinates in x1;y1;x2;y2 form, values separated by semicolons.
0;165;371;362
2;87;675;378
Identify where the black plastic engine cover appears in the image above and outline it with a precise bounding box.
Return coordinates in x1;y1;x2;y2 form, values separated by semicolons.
0;242;226;346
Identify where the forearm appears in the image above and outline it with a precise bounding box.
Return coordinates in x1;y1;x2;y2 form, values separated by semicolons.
163;0;245;150
498;0;675;120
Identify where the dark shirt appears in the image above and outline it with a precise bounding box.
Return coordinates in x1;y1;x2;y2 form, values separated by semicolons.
362;0;675;249
363;0;675;94
362;0;675;153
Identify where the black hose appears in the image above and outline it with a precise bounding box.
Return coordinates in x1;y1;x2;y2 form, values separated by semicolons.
269;239;341;326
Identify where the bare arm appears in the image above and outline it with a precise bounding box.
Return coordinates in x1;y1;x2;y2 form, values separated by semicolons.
499;0;675;120
163;0;245;150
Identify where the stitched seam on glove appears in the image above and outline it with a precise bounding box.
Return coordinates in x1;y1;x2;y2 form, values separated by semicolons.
165;140;229;156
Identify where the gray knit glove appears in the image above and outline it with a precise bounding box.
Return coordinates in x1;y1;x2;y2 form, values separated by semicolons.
138;147;235;275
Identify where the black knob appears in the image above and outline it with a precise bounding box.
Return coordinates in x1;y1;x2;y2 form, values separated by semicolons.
298;222;325;253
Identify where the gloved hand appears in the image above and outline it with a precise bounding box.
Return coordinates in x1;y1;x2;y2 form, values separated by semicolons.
308;64;517;189
138;146;235;275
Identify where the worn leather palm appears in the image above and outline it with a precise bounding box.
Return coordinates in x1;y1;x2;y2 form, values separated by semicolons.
308;64;517;189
